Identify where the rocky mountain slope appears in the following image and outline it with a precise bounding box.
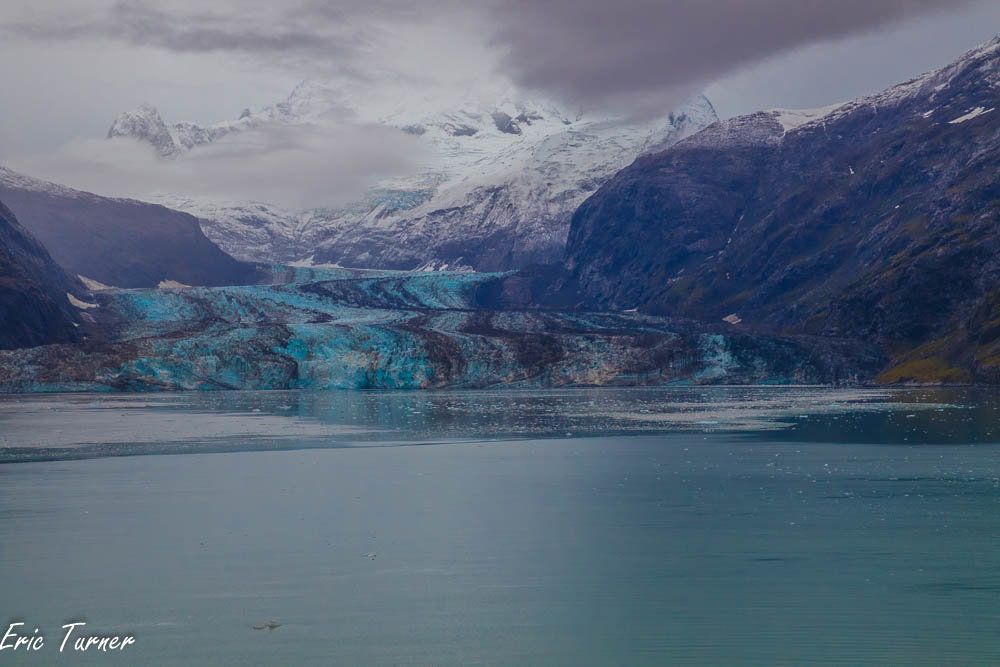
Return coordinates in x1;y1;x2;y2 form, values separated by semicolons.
0;167;260;289
109;83;718;270
0;198;85;349
561;36;1000;384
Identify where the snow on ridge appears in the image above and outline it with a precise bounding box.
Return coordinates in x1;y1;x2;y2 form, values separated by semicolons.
67;293;98;309
0;165;171;208
288;255;344;269
112;85;719;267
415;259;476;273
786;34;1000;130
108;104;180;158
948;106;995;124
0;166;84;197
767;103;847;133
78;275;115;291
157;280;192;289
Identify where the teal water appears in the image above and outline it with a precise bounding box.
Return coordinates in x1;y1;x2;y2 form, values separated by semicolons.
0;387;998;664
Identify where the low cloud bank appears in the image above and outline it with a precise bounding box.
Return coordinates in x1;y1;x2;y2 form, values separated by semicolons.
8;121;424;209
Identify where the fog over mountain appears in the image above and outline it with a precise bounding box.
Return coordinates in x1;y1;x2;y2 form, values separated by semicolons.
3;0;999;207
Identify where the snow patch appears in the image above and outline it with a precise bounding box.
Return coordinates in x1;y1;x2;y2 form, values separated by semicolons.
768;103;846;133
78;275;114;291
948;106;994;124
415;259;475;273
288;255;343;269
67;293;98;309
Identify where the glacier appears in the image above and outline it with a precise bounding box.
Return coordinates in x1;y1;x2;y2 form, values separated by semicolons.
0;267;879;393
109;81;719;270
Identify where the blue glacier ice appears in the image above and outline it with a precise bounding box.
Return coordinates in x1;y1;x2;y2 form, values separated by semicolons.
0;266;875;392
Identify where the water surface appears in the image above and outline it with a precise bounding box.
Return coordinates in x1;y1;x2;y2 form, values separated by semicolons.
1;387;998;664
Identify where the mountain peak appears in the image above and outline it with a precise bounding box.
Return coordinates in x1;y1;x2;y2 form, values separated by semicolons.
101;82;719;270
107;103;180;158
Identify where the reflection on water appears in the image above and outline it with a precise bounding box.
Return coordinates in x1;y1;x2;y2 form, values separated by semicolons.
0;387;998;664
1;386;997;462
764;387;1000;445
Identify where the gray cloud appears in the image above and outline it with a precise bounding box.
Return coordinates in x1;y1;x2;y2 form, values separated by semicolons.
7;122;425;209
4;0;972;115
707;3;1000;118
5;1;365;66
1;1;480;94
486;0;970;113
0;0;994;207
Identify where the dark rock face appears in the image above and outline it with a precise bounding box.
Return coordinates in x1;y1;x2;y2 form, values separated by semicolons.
565;112;782;312
0;168;260;289
0;199;82;350
447;124;478;137
562;37;1000;383
492;111;522;135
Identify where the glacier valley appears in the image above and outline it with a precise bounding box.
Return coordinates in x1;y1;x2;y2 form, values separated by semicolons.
108;82;719;270
0;266;877;392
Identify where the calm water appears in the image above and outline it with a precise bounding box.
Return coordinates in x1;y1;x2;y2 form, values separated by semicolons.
1;387;998;665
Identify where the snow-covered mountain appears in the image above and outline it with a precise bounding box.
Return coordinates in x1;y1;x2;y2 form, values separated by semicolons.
560;35;1000;382
108;82;718;270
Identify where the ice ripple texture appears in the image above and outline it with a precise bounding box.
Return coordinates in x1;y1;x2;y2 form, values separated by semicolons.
0;266;877;392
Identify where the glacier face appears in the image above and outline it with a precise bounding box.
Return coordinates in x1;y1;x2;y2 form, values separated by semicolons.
109;82;719;270
0;265;878;393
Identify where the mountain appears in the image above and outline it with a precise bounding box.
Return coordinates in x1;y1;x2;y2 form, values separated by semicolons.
106;102;263;159
0;167;260;289
107;103;185;159
108;83;718;270
561;36;1000;383
0;198;84;349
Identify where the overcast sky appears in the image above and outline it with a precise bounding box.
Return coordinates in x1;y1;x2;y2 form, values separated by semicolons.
1;0;998;205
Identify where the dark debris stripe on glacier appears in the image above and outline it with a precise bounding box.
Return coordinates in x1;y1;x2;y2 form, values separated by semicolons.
0;266;880;392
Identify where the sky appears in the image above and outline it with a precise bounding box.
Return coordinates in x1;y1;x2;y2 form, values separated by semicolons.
1;0;998;206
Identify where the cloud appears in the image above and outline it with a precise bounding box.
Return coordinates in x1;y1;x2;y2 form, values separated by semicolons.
3;0;971;117
485;0;968;114
0;0;502;112
1;0;457;83
705;3;1000;119
3;0;372;84
7;122;425;209
0;0;991;208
